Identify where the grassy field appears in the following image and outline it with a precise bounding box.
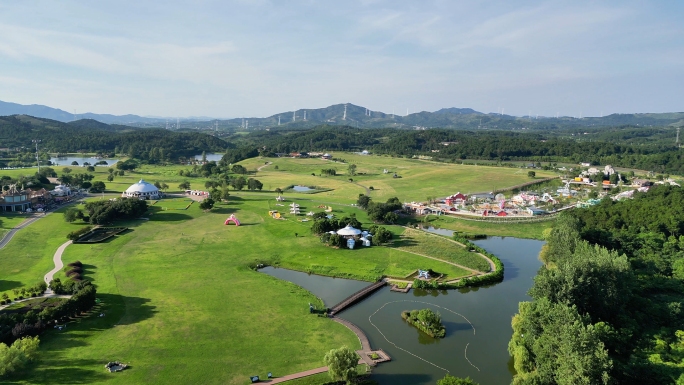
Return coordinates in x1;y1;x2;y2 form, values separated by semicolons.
0;193;481;384
394;228;490;272
0;214;30;240
420;214;553;240
0;155;556;384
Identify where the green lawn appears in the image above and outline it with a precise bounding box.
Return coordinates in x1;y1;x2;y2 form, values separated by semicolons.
0;214;31;240
394;228;490;272
0;155;554;384
421;214;554;240
0;194;483;384
150;197;194;210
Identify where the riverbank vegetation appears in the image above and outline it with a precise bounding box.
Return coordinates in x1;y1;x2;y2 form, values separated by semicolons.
401;308;446;338
509;185;684;384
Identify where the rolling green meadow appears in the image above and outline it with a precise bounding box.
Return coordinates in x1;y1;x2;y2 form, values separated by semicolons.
0;154;555;384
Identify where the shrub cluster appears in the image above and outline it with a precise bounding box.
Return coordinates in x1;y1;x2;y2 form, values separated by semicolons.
67;226;93;241
311;214;362;235
401;308;446;338
0;281;96;345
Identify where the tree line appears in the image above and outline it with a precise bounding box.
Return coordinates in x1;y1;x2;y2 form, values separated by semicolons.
510;185;684;384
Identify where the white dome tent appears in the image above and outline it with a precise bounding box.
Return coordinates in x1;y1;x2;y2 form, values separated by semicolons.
336;225;361;236
122;179;160;200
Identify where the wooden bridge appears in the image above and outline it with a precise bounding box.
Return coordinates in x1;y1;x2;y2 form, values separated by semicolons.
329;280;387;316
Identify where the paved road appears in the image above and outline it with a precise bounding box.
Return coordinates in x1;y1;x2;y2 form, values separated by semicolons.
0;215;42;249
0;197;84;250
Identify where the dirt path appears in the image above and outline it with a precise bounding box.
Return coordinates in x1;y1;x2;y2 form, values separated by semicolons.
257;161;272;172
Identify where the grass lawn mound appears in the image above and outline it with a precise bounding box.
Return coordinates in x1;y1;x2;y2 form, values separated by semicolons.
401;308;446;338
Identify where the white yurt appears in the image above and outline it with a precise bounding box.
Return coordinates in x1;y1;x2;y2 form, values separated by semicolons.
122;179;160;200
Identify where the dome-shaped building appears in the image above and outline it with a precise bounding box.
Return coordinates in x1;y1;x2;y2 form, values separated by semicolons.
122;179;160;200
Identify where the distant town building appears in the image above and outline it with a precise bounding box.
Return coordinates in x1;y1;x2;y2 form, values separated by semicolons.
0;184;31;212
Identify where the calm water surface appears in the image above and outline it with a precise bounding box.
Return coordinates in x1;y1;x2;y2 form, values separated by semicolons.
194;153;224;162
50;156;119;166
261;237;543;385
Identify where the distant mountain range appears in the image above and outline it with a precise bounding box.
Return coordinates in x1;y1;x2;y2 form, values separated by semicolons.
1;99;682;130
0;100;169;125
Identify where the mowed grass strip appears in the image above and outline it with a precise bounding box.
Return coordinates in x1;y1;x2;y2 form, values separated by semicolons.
422;214;554;240
393;228;490;272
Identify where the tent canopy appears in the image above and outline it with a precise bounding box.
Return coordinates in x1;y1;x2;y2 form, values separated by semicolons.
337;225;361;236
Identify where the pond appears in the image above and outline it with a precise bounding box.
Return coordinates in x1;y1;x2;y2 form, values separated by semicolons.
260;237;544;385
50;156;119;166
420;226;454;237
194;153;224;162
292;185;315;192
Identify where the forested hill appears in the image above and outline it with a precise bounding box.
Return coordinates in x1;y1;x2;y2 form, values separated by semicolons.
509;186;684;384
226;125;684;174
0;115;230;158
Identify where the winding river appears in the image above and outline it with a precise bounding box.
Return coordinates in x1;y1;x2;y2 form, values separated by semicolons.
261;237;543;385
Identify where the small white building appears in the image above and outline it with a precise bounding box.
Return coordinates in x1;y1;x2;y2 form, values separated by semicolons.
122;179;160;200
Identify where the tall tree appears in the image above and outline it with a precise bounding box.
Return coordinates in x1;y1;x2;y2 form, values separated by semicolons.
324;346;358;385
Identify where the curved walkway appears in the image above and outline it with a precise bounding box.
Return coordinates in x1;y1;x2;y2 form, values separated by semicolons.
0;239;73;311
333;317;371;351
44;240;72;293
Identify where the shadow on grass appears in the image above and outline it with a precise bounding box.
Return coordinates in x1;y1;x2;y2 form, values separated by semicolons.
389;238;419;247
213;207;239;215
3;358;111;384
148;213;193;222
96;293;156;326
0;280;23;292
81;264;97;280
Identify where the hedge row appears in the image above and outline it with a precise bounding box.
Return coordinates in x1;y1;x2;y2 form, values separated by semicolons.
67;226;93;241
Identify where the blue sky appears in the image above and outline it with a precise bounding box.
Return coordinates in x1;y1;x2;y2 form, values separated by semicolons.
0;0;682;118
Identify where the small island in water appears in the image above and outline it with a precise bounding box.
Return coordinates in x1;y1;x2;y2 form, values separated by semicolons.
401;308;446;338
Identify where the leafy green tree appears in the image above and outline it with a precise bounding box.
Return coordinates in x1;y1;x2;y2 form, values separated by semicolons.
209;189;221;202
199;198;215;211
357;194;371;209
178;181;191;190
247;178;263;191
527;171;536;178
231;164;247;175
154;181;162;189
90;181;106;193
0;336;40;376
71;161;79;166
275;187;283;195
62;167;72;174
160;182;169;192
221;187;231;200
230;176;246;191
347;164;357;176
509;298;612;385
63;208;83;223
437;374;479;385
323;346;358;384
530;241;632;324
